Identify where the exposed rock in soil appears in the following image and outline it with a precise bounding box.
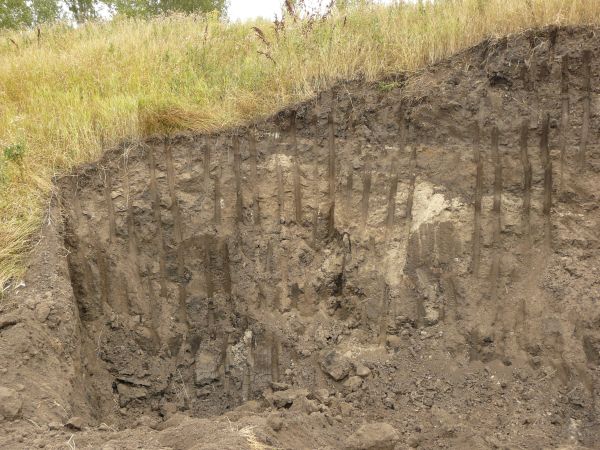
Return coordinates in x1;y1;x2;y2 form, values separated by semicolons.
321;350;353;381
344;422;399;450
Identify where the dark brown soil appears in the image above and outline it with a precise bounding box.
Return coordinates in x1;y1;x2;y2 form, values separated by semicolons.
1;25;599;450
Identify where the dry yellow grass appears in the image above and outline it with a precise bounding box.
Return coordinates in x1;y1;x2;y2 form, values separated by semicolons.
0;0;598;288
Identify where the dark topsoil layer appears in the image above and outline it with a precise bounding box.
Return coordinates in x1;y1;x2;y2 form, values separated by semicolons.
0;25;599;450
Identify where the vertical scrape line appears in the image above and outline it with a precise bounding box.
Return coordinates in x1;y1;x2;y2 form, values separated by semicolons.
103;169;116;244
213;152;222;227
164;138;188;322
122;157;146;325
360;161;372;235
385;158;399;242
124;158;139;275
490;125;502;303
305;271;319;317
398;108;412;222
578;50;592;169
405;146;417;221
221;239;232;296
540;113;553;249
378;281;390;346
312;158;320;248
270;331;280;383
276;141;285;225
527;42;537;92
327;110;336;237
233;135;244;225
291;110;303;224
560;54;570;192
203;236;215;335
520;119;532;246
96;239;111;310
290;282;300;311
472;122;483;277
70;188;100;318
278;240;288;311
124;158;135;248
243;330;254;401
491;126;502;244
249;132;261;226
147;144;168;298
145;263;162;350
265;239;274;274
344;164;353;225
204;141;211;193
339;232;350;298
221;331;231;397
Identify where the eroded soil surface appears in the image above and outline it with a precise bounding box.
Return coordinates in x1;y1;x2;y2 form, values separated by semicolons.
1;25;600;449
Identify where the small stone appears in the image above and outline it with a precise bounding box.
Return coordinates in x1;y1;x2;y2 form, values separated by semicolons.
270;382;291;391
292;397;319;414
313;388;330;405
0;387;22;420
344;422;399;450
34;303;51;323
269;388;309;409
356;365;371;377
343;376;363;393
320;350;352;381
65;416;85;431
299;349;312;357
424;307;439;326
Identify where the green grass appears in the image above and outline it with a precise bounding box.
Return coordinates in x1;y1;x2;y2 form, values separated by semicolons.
0;0;598;287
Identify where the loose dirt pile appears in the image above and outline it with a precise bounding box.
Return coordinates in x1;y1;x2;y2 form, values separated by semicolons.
0;25;599;449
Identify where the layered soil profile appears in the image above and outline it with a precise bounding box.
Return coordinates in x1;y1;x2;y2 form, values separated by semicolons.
1;25;599;449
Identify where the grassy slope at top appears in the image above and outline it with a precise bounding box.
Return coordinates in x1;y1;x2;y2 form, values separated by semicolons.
0;0;598;288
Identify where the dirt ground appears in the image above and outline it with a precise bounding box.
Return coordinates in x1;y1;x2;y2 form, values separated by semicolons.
1;25;599;449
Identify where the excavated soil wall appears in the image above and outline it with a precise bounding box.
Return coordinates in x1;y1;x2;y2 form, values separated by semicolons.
1;25;600;449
